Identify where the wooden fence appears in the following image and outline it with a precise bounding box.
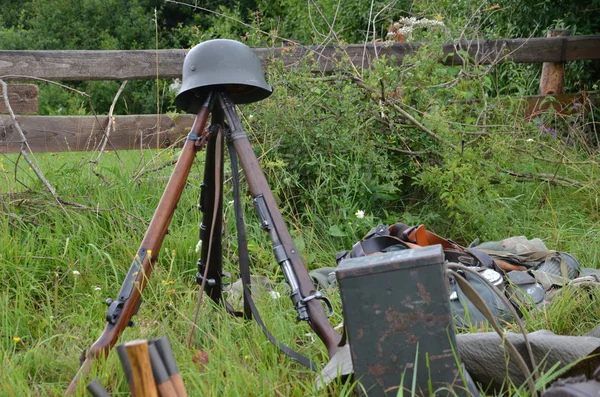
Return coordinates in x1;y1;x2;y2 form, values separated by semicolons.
1;34;599;154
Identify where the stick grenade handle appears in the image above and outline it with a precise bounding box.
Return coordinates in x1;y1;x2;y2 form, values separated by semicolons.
125;340;158;397
116;344;136;395
152;336;188;397
86;380;112;397
148;342;178;397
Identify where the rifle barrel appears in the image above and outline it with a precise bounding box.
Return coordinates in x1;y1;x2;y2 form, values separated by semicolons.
218;92;342;357
65;97;214;396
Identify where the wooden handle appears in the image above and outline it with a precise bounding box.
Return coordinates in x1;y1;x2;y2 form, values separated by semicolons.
125;339;158;397
116;344;136;395
219;93;342;357
153;337;188;397
169;374;188;397
86;379;112;397
148;342;179;397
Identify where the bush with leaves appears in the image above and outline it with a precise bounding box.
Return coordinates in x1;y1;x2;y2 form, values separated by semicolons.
237;19;599;246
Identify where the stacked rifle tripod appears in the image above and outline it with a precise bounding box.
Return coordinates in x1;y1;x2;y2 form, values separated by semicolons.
66;39;343;395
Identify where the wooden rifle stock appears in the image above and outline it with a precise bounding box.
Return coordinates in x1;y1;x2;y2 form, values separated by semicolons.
65;98;214;395
66;91;342;396
219;93;342;357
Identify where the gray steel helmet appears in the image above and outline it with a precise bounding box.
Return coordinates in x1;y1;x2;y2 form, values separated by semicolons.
175;39;273;113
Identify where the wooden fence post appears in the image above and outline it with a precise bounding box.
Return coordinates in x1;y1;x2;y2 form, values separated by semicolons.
539;29;571;95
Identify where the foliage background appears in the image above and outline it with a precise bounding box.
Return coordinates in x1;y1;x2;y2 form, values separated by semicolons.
1;0;600;395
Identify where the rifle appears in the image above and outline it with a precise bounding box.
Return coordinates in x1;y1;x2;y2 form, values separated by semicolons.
195;106;226;305
219;93;341;356
65;91;341;394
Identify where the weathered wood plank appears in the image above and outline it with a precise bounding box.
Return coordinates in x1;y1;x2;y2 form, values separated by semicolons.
524;91;599;118
0;114;195;153
0;49;187;81
2;92;596;153
259;35;600;70
440;34;600;65
0;84;38;114
0;35;598;81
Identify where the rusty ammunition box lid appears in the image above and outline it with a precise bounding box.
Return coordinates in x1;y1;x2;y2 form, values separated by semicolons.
336;244;444;280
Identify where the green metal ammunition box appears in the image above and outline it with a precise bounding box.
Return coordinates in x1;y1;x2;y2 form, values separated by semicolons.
336;245;463;396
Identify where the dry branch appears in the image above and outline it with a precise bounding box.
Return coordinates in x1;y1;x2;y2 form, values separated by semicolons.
347;76;459;151
0;79;96;212
93;81;128;159
503;170;589;187
133;158;178;181
88;80;128;182
0;79;58;197
509;145;600;165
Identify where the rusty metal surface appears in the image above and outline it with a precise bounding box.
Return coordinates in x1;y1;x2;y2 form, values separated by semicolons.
336;245;464;396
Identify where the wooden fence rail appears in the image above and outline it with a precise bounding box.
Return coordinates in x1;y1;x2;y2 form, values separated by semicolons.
0;84;38;114
0;115;194;154
0;34;599;153
1;35;598;81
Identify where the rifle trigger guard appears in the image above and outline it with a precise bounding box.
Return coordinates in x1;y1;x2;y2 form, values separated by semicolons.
105;298;123;325
300;291;334;318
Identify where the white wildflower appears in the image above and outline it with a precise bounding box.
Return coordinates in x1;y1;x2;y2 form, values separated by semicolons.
355;210;365;219
72;270;80;275
169;78;181;93
397;16;445;28
526;138;534;142
269;291;281;299
386;17;445;42
195;239;202;253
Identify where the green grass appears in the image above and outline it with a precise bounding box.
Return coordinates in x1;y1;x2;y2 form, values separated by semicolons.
0;150;354;396
1;148;600;396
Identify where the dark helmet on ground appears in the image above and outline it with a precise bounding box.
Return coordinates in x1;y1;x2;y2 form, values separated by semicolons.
175;39;273;113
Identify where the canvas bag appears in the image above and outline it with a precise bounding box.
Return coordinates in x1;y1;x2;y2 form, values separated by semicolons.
329;223;582;328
